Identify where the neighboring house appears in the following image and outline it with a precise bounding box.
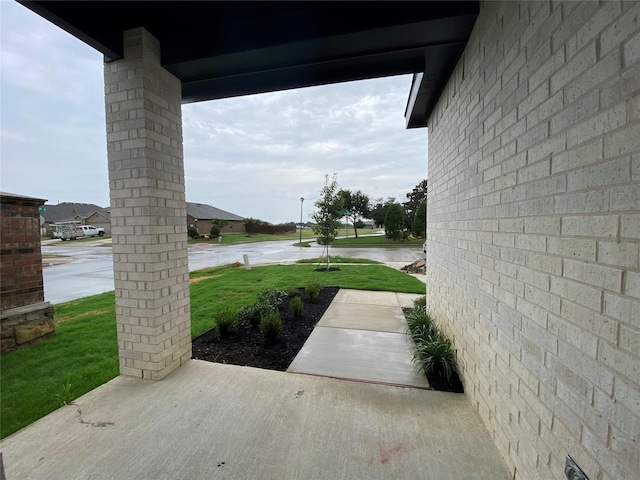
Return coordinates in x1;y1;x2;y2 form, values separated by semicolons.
186;202;245;235
41;202;111;236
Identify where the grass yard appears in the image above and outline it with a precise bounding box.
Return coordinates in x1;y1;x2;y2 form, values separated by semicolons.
187;228;380;246
295;256;381;264
332;235;424;247
1;263;424;439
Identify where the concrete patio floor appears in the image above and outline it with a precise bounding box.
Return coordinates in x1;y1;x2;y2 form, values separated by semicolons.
1;360;510;479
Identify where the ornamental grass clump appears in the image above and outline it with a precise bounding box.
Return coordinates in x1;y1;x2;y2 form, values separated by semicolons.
305;281;320;302
413;327;456;381
289;295;304;318
259;310;283;344
215;307;238;337
405;303;457;382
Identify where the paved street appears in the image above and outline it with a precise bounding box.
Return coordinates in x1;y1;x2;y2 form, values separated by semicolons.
42;239;424;304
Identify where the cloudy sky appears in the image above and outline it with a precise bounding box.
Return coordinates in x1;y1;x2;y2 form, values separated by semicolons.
0;1;427;224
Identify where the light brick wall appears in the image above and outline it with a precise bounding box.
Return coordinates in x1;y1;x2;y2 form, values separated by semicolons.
426;2;639;479
104;28;191;380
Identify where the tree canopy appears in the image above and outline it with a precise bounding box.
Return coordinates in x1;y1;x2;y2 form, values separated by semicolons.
384;203;404;241
402;179;427;230
413;200;426;237
338;189;371;238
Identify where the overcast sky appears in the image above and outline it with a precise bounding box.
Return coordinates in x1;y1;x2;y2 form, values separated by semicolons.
0;1;427;224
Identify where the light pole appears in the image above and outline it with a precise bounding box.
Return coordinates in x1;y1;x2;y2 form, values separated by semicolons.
299;197;304;246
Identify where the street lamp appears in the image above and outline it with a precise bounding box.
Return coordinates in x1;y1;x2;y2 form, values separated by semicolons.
299;197;304;246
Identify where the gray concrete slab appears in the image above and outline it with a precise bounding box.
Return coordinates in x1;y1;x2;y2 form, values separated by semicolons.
0;360;511;480
288;327;429;388
318;303;407;333
289;289;427;388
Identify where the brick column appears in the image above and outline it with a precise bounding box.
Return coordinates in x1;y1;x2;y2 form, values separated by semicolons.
104;28;191;380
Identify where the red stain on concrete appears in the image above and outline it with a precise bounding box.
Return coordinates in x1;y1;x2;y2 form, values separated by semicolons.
368;442;413;466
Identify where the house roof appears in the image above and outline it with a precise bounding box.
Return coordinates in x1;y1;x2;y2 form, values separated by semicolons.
186;202;244;222
41;202;110;223
20;1;478;119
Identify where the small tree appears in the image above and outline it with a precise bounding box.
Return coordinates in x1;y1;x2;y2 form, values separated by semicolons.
311;173;344;270
338;189;371;238
384;203;404;241
413;200;427;237
211;218;229;232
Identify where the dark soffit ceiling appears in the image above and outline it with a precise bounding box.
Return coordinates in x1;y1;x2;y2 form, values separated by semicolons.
20;1;478;123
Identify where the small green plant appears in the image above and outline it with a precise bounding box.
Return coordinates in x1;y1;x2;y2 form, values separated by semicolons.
289;296;304;318
215;307;238;337
238;286;285;328
413;295;426;309
285;288;301;298
305;281;320;302
188;226;200;239
405;304;433;336
55;375;73;406
412;328;456;381
256;285;285;309
260;310;283;343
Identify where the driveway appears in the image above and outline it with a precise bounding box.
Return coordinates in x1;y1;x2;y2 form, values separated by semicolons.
42;239;424;304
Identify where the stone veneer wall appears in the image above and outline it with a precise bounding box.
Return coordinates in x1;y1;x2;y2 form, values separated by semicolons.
426;2;639;479
1;193;54;353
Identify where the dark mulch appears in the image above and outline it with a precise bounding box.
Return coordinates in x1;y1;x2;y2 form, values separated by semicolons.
425;369;464;393
193;286;464;393
192;287;339;371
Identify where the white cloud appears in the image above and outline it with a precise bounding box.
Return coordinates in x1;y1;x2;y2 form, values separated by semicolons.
1;1;428;223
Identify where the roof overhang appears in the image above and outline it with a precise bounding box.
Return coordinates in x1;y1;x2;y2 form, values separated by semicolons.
19;1;477;115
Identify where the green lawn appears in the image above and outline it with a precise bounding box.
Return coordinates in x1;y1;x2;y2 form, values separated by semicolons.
188;228;380;246
1;263;424;439
332;235;424;247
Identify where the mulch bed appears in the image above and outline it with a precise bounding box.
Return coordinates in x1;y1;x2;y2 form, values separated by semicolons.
192;286;463;393
192;287;339;371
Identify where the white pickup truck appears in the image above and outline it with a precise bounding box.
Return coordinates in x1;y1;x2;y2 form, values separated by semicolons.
53;223;105;240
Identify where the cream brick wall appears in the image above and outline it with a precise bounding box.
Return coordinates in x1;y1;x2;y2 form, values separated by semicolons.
426;2;639;479
104;28;191;380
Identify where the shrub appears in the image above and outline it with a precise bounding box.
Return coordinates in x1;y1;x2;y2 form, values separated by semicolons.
256;285;285;309
215;307;238;337
305;281;320;302
238;286;285;328
188;226;200;239
289;296;304;318
210;225;220;238
260;310;282;343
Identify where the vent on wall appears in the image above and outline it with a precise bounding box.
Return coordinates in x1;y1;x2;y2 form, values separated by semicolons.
565;456;588;480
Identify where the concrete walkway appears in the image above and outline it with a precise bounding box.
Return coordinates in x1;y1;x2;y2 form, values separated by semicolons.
0;287;511;479
288;289;429;388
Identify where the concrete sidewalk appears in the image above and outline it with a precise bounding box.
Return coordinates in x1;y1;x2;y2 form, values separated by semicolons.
288;289;429;388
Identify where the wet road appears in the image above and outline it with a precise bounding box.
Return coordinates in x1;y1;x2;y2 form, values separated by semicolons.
42;239;423;304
